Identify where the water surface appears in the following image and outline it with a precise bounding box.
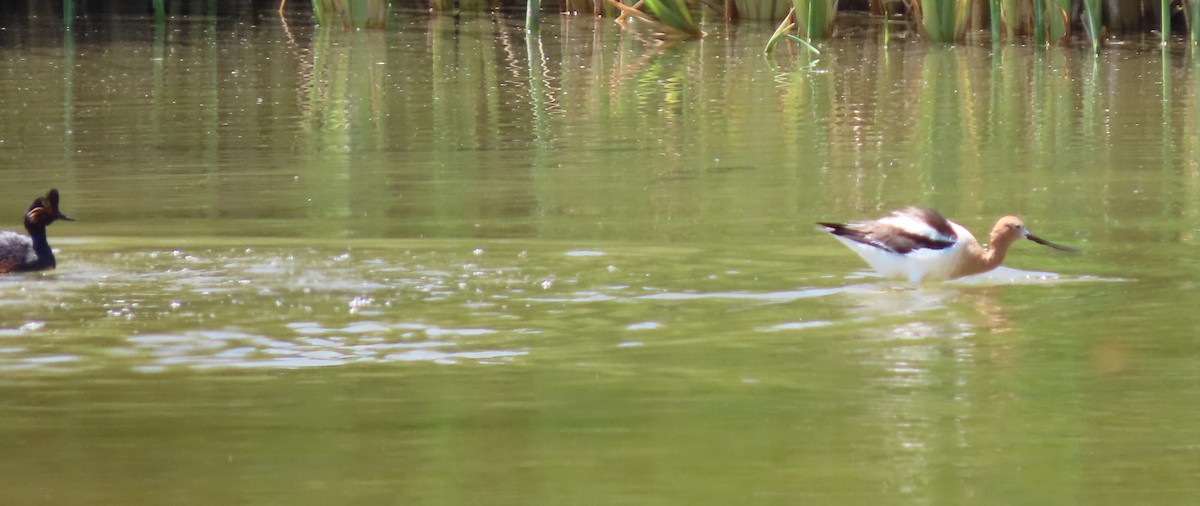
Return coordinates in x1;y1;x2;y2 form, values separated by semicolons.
1;11;1199;504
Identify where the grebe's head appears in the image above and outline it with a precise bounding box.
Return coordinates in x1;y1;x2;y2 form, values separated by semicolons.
25;189;73;228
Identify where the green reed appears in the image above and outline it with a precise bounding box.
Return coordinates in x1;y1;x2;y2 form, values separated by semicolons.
431;0;496;9
994;0;1011;40
731;0;792;20
1049;0;1070;41
561;0;619;15
311;0;389;29
764;7;820;53
273;0;1200;48
1161;0;1170;45
1032;0;1045;44
993;0;1069;43
641;0;704;37
1190;0;1200;45
1081;0;1102;52
604;0;703;38
791;0;836;39
765;8;797;53
987;0;999;40
916;0;966;42
527;0;541;29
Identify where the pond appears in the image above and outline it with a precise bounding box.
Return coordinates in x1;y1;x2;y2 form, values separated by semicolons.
1;10;1199;504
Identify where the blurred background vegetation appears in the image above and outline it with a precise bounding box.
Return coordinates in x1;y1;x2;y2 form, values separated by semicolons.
1;0;1198;49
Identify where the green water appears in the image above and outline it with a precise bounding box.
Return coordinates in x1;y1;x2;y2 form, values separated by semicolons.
1;11;1199;504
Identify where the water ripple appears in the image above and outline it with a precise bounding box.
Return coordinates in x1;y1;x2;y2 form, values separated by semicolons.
0;243;1110;374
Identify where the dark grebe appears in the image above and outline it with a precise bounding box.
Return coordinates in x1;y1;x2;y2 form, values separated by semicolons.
0;189;73;274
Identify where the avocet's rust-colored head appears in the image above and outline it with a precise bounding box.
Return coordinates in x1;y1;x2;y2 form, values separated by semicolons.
990;215;1077;252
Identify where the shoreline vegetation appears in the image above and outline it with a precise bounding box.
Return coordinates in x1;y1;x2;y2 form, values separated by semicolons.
3;0;1197;51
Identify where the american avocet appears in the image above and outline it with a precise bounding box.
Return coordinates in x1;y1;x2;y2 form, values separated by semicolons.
818;207;1077;283
0;189;73;274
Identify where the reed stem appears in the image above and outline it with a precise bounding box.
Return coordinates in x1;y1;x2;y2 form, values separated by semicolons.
642;0;703;37
1191;0;1200;45
1161;0;1171;45
765;8;796;53
63;0;74;29
1082;0;1102;53
310;0;388;29
527;0;541;29
917;0;970;42
987;0;1000;43
1033;0;1045;45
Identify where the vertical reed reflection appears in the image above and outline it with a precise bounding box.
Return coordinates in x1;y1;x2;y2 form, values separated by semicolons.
2;15;1200;243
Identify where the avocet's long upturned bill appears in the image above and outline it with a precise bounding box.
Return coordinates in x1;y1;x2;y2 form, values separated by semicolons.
818;207;1077;283
0;189;73;274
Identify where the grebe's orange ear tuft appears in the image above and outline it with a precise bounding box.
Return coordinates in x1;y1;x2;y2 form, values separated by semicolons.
23;189;71;226
25;206;49;225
